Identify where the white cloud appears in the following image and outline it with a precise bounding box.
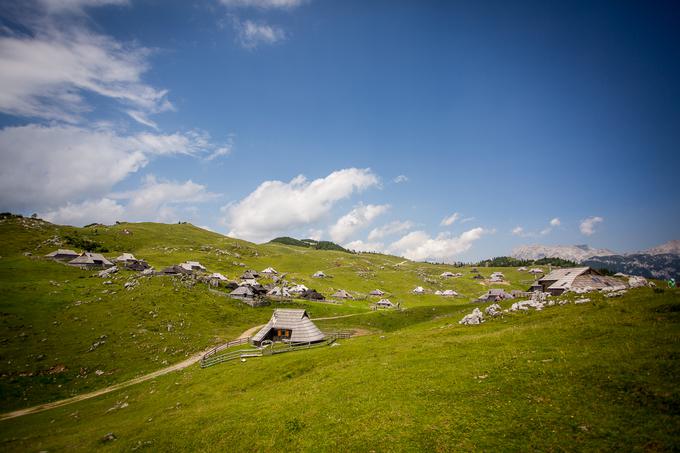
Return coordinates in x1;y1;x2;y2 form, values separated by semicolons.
368;220;413;241
125;110;158;129
112;175;218;222
220;0;303;8
345;239;384;253
580;216;604;236
39;0;129;13
42;175;218;226
460;217;475;224
329;204;389;243
42;198;125;226
306;229;323;241
0;124;225;212
0;27;171;124
440;212;461;226
222;168;379;242
236;20;286;49
393;175;408;184
387;227;488;262
513;218;561;237
206;146;232;161
205;135;234;161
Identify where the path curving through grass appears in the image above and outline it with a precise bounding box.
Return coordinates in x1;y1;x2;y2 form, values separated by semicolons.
0;311;372;421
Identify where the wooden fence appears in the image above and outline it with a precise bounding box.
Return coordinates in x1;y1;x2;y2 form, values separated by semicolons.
200;332;351;369
202;337;251;360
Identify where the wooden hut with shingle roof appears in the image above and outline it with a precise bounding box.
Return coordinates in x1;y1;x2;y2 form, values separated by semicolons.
68;252;114;269
251;309;324;346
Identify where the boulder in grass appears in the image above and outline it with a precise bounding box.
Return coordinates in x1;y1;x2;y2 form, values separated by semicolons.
98;266;118;278
628;276;649;288
101;433;117;443
484;304;502;317
459;308;484;325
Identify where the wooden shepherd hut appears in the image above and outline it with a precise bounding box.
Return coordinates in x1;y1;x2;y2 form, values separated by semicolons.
68;252;114;269
251;309;325;346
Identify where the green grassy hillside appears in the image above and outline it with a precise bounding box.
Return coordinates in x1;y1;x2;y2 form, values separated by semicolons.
0;288;678;451
1;216;678;451
0;217;515;411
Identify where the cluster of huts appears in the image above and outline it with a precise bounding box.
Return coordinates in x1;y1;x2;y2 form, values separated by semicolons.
474;266;629;302
46;247;638;316
45;249;149;271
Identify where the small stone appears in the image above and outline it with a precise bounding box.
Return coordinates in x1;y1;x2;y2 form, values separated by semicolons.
101;432;117;443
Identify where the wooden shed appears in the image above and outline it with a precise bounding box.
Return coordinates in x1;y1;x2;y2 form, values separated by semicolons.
251;309;325;346
531;267;623;295
68;252;114;269
332;289;353;299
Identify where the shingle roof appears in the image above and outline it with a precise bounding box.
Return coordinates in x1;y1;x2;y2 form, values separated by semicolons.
68;252;113;266
572;274;626;290
251;309;324;344
45;249;78;258
539;267;592;291
267;286;291;297
376;299;395;307
230;286;255;297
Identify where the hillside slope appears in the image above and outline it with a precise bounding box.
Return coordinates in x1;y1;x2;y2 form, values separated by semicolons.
0;217;529;411
0;288;677;451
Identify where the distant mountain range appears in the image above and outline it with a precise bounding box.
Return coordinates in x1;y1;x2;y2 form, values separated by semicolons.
511;244;616;263
511;240;680;280
642;240;680;256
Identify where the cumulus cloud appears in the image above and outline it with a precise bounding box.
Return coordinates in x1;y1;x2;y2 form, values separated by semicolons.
550;217;561;227
235;19;286;49
222;168;379;242
0;26;171;125
329;204;389;243
42;175;218;226
393;175;408;184
368;220;413;241
0;124;225;212
220;0;303;8
345;239;385;253
440;212;461;226
306;229;323;241
580;216;604;236
386;227;488;262
512;226;524;236
112;175;218;221
41;198;125;226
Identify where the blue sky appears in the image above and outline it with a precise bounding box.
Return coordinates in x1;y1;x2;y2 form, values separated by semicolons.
0;0;678;262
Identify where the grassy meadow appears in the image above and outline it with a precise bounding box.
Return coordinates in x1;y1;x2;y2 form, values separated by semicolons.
0;216;678;451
